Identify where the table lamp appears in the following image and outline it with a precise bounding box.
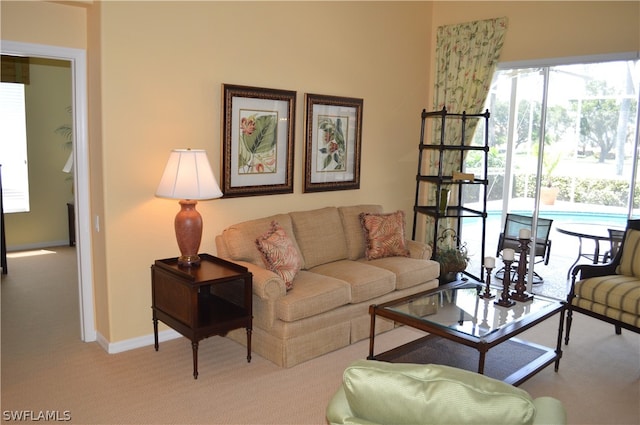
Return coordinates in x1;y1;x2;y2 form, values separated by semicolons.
156;148;223;267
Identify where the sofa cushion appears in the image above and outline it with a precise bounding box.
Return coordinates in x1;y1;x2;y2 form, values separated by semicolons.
617;229;640;278
222;214;305;268
341;360;536;425
256;221;302;291
290;207;348;269
574;274;640;316
311;260;396;303
275;271;351;322
360;210;410;260
338;205;384;260
359;256;440;290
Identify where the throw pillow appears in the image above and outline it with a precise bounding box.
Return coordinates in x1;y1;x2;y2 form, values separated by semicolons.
617;229;640;278
256;221;302;291
360;210;410;260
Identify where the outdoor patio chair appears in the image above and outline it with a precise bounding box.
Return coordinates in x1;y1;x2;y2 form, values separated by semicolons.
603;228;625;262
565;219;640;345
495;213;553;284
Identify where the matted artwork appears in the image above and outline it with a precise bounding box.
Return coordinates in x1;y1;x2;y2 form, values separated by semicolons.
222;84;296;197
304;93;363;192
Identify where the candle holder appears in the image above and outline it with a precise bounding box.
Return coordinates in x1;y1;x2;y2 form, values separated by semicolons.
495;259;515;307
480;266;495;299
479;299;490;329
511;237;534;302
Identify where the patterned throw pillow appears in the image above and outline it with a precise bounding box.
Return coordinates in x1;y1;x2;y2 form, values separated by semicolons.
617;229;640;278
360;211;410;260
256;221;302;291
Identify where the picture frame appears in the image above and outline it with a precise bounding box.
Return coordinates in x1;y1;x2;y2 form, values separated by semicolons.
221;84;296;197
304;93;363;192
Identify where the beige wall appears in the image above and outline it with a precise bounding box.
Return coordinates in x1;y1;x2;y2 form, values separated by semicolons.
4;58;74;248
2;1;639;347
99;1;432;342
1;1;87;49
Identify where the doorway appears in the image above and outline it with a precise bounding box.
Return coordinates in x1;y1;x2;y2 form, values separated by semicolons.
462;56;640;294
1;40;95;342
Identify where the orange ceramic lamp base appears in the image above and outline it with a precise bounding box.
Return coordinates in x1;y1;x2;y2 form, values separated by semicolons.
174;199;202;267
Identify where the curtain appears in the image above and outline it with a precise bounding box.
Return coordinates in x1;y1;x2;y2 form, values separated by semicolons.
424;17;508;248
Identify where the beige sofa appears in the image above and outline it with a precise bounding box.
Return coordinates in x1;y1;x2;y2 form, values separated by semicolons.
215;205;440;367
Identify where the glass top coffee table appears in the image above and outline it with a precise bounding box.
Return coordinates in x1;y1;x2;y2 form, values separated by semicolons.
368;280;566;386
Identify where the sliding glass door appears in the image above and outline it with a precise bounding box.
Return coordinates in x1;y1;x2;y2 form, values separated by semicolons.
462;57;639;292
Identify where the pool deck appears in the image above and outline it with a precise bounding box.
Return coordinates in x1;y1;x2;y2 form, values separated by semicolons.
460;198;629;300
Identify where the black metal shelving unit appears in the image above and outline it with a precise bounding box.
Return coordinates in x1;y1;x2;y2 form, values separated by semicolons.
411;107;490;281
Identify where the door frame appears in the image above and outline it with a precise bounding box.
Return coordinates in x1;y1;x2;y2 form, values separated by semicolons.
1;40;96;342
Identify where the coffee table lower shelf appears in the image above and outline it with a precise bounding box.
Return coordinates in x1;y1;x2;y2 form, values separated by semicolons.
370;333;559;386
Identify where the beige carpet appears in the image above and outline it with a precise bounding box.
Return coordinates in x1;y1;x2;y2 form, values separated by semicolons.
1;246;639;424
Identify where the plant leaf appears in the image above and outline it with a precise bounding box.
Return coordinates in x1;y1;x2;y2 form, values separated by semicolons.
242;115;277;155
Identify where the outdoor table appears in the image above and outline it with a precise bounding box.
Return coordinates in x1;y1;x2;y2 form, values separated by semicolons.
556;223;624;278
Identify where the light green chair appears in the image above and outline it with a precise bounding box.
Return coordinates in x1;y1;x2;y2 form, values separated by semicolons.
326;360;566;425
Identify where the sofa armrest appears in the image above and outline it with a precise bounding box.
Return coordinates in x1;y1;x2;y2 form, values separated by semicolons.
532;397;567;425
220;259;287;301
406;239;433;260
326;386;380;425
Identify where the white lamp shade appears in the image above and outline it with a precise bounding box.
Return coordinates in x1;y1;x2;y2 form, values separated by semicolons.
156;149;223;200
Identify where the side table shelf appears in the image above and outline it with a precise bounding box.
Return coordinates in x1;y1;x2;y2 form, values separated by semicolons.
151;253;253;379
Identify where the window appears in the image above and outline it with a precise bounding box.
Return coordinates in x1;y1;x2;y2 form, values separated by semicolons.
482;59;639;225
460;57;639;284
0;82;30;213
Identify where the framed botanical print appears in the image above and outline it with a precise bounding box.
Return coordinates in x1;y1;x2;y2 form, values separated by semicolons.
304;93;363;192
221;84;296;197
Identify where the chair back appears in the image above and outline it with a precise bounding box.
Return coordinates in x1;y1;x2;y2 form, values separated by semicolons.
627;219;640;231
608;228;625;260
612;219;640;265
501;213;553;261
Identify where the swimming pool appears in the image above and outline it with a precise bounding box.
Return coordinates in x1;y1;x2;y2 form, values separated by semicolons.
487;209;628;227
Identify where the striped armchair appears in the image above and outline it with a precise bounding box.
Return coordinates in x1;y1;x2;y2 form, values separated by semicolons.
565;219;640;345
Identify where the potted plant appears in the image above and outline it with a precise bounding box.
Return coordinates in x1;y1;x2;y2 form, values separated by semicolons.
538;146;562;205
434;228;469;285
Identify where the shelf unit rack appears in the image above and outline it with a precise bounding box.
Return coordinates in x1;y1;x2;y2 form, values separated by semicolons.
412;107;490;281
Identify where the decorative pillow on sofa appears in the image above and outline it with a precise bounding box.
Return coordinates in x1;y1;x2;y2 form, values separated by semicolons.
617;229;640;278
256;221;302;291
360;210;410;260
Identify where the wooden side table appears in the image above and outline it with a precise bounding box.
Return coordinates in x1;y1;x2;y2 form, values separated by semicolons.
151;254;253;379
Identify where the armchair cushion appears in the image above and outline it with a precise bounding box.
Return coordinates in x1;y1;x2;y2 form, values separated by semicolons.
575;274;640;315
617;229;640;278
332;360;538;425
573;274;640;327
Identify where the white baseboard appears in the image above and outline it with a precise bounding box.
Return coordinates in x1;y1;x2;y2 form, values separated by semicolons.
96;329;182;354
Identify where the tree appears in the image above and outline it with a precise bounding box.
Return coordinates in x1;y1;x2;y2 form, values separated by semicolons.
614;62;637;175
577;80;626;163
